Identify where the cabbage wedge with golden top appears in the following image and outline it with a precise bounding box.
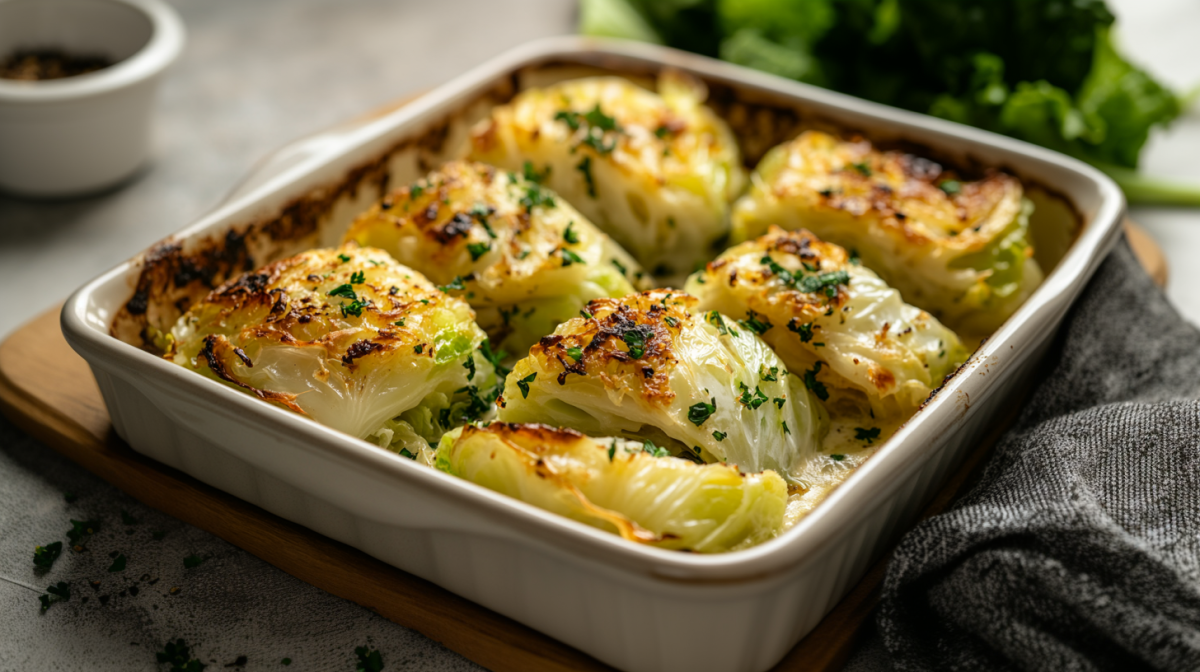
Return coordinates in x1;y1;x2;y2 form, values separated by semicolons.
496;290;826;481
437;423;787;553
731;131;1043;336
686;227;969;421
468;72;746;279
342;160;643;356
166;245;496;458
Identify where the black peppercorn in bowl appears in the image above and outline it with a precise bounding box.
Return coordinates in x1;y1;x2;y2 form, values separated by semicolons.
0;0;184;197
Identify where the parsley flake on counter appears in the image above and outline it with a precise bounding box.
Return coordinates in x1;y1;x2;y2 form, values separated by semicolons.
156;639;206;672
120;510;139;525
66;519;99;549
355;645;384;672
39;581;71;613
688;398;716;426
33;541;62;571
107;553;127;573
183;554;206;569
517;372;537;399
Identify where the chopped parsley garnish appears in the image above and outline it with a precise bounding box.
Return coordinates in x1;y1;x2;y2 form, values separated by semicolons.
664;316;679;328
470;203;497;238
341;300;366;318
706;310;730;336
796;270;850;295
156;639;205;672
554;109;581;130
830;454;846;462
410;183;425;198
712;430;727;441
479;339;510;377
33;542;62;571
611;258;628;276
563;221;580;245
522;160;550;184
641;440;670;458
579;310;593;319
517;372;537;399
108;553;127;572
39;581;71;612
394;319;406;327
855;427;882;444
849;249;862;265
327;284;357;300
773;397;786;409
739;311;773;335
439;276;466;292
584;104;618;132
399;447;417;460
688;398;717;426
782;421;791;435
738;382;768;410
463;356;476;381
337;253;352;263
519;182;556;213
761;365;779;382
654;125;672;139
466;242;490;261
350;271;365;285
851;161;872;176
621;329;647;359
803;362;829;401
183;554;206;569
560;248;585;266
576;156;596;198
414;344;424;354
788;319;815;343
566;346;584;362
608;441;617;462
938;180;962;196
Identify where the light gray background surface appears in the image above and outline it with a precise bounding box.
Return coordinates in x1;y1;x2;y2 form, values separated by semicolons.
0;0;1196;670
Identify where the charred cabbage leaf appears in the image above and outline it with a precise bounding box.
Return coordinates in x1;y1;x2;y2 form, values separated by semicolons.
468;72;746;278
686;227;968;420
167;245;495;456
496;290;826;481
731;131;1042;336
437;423;787;553
343;160;643;356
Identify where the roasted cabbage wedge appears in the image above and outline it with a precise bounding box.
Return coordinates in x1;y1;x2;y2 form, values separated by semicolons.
436;423;787;553
496;290;827;481
730;131;1043;336
685;227;969;421
468;72;746;279
166;245;496;459
342;161;644;355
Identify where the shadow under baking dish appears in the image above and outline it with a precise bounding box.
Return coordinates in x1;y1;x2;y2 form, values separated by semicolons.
61;37;1125;672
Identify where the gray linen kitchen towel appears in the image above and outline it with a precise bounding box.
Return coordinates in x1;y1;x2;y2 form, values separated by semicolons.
850;237;1200;672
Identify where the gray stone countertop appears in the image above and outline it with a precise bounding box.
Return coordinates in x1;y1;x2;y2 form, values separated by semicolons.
1;0;1197;670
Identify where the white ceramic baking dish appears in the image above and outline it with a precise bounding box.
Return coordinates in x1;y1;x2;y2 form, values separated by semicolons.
61;37;1125;672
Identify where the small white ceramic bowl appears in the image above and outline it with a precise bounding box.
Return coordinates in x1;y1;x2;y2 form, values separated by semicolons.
0;0;184;197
